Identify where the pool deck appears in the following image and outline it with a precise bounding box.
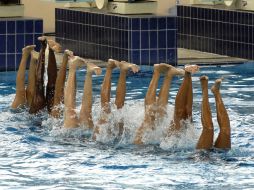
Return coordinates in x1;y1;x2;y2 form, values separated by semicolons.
177;48;248;66
55;48;249;68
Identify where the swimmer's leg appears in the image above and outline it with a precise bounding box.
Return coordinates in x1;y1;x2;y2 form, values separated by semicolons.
196;76;214;150
63;56;84;128
46;40;62;114
134;64;162;144
212;78;231;149
157;64;185;118
170;65;199;132
26;50;39;107
114;61;139;136
11;45;36;109
29;36;47;114
93;59;118;139
79;62;102;129
51;50;73;118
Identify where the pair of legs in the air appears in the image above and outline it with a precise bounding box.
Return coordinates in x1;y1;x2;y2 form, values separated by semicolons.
92;59;139;139
63;58;139;140
63;56;102;128
196;76;231;149
134;64;196;144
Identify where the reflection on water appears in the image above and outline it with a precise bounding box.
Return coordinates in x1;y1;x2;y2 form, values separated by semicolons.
0;63;254;189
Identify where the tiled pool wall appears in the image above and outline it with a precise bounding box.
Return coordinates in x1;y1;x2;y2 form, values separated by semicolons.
55;8;177;66
177;5;254;60
0;18;43;71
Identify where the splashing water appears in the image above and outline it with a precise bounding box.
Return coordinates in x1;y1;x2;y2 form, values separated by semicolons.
0;64;254;189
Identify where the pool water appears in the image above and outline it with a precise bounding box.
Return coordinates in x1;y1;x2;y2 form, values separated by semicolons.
0;63;254;189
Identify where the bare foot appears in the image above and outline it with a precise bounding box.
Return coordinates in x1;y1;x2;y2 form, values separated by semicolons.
69;56;85;70
38;36;47;41
107;59;119;69
185;64;199;74
48;40;62;53
31;50;39;60
200;75;209;81
64;49;74;57
211;78;223;94
87;62;102;75
167;65;185;76
119;61;139;73
22;45;36;54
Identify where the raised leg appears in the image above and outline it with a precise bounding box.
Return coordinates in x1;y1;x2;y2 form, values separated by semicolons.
79;62;102;129
11;45;36;109
212;78;231;149
46;40;62;114
93;59;119;139
51;50;73;118
157;64;185;118
26;50;39;107
114;61;139;136
63;56;84;128
170;65;199;132
134;64;165;144
196;76;214;149
29;36;47;114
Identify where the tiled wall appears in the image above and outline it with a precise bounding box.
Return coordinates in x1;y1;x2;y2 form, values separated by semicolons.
0;18;43;71
55;8;177;66
177;5;254;60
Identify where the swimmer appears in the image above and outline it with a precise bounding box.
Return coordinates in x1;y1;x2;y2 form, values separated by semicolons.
196;76;214;149
79;60;102;129
134;63;185;144
50;50;74;118
29;36;47;114
212;78;231;149
93;59;139;140
196;77;231;149
46;39;62;114
168;64;199;134
63;56;102;128
11;45;36;109
26;50;39;107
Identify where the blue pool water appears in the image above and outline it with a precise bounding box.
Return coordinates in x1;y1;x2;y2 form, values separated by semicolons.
0;63;254;189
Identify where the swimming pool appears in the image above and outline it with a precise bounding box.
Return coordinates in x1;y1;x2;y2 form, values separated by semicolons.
0;63;253;189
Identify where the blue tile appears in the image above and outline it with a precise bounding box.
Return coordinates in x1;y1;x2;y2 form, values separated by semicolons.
158;31;166;49
131;18;140;30
7;54;16;71
35;20;43;33
150;31;157;49
0;21;6;34
25;34;34;46
131;31;140;49
16;54;22;70
0;35;6;53
158;17;166;30
122;31;128;49
149;18;157;30
141;31;149;49
131;50;140;65
141;50;149;65
167;49;176;63
7;21;15;34
16;35;24;53
141;18;149;30
167;30;176;48
16;21;24;33
7;35;15;53
167;17;176;29
25;20;34;33
150;50;158;64
0;54;6;71
159;49;166;63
